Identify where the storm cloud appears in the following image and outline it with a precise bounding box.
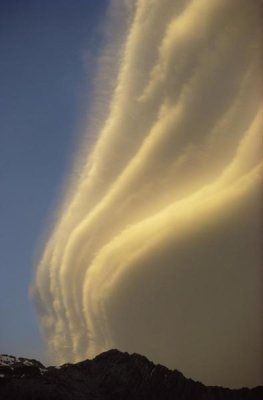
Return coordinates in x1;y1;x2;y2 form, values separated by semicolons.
32;0;262;388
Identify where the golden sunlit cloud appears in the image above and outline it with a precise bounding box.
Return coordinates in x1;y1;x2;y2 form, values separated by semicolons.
32;0;262;388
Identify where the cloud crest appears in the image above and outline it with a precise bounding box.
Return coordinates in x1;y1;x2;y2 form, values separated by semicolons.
32;0;262;388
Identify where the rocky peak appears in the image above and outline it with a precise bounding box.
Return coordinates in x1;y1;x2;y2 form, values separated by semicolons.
0;350;262;399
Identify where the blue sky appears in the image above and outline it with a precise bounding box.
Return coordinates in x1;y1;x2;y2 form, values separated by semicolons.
0;0;109;362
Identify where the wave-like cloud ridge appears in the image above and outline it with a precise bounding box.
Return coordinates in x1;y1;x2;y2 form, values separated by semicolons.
32;0;262;388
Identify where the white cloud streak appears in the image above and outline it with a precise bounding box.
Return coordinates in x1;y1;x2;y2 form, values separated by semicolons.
32;0;262;388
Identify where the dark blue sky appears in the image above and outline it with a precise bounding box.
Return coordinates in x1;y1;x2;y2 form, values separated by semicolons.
0;0;109;362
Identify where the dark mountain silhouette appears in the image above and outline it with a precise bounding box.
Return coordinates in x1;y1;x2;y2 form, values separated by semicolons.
0;349;262;399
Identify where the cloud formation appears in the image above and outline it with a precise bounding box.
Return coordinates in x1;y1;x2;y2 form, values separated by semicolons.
32;0;262;388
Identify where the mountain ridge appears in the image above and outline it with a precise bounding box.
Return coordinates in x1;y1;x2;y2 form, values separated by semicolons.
0;349;262;399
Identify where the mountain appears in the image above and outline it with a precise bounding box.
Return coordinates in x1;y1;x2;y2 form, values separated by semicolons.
0;349;262;399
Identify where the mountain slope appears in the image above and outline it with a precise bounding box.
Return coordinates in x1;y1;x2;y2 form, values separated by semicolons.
0;350;262;399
